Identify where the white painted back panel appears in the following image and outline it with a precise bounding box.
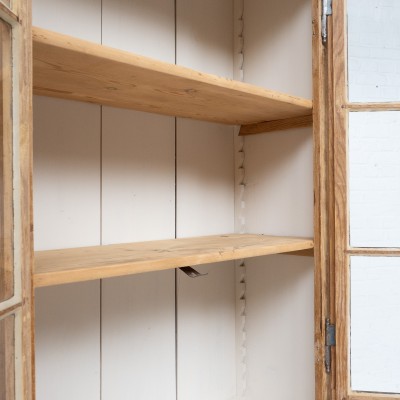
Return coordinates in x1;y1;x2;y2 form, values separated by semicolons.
100;2;177;399
177;264;236;400
244;130;313;237
243;0;312;98
33;3;102;400
176;120;234;238
33;97;101;251
32;0;101;42
102;272;176;400
176;1;236;398
176;0;233;77
35;283;100;400
101;107;175;245
241;0;314;398
33;95;101;400
102;0;175;63
101;107;176;399
175;109;236;400
349;111;400;248
245;255;314;400
351;256;400;394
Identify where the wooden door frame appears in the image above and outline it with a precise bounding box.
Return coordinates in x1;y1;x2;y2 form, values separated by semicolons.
312;0;335;399
0;0;34;399
332;0;400;399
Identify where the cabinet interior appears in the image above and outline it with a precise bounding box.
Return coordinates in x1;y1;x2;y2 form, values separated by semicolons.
32;0;315;399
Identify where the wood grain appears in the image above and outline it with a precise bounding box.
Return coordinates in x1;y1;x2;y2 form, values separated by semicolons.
239;114;313;135
312;0;331;397
285;248;314;257
18;0;34;398
32;27;312;126
346;103;400;111
34;234;314;287
0;314;15;400
332;0;350;399
0;19;13;304
0;2;18;24
349;394;400;400
347;249;400;256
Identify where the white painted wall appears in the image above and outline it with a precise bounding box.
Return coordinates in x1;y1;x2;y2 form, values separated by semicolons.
349;111;400;248
348;0;400;102
351;256;400;393
347;4;400;395
240;0;315;399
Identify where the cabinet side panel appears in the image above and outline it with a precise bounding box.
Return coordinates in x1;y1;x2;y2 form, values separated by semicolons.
100;2;177;399
242;0;315;399
176;1;236;398
33;95;101;400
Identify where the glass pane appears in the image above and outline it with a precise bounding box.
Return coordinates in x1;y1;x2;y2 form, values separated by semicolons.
0;19;13;302
349;111;400;247
347;0;400;102
350;256;400;394
0;314;15;400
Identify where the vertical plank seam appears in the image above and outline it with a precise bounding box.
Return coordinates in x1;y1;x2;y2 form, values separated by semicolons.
174;1;178;399
100;1;103;400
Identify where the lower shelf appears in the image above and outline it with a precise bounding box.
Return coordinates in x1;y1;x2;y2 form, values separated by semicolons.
34;234;314;287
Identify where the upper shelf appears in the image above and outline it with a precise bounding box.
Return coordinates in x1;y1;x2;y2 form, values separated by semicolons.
32;27;313;126
34;234;314;288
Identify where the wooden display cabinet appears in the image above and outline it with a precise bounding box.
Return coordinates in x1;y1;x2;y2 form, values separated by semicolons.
0;0;342;399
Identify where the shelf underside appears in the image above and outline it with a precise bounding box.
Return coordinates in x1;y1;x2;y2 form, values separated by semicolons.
32;27;312;127
34;234;314;287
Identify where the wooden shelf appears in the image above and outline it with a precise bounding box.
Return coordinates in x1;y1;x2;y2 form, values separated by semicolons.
33;27;312;127
34;234;314;287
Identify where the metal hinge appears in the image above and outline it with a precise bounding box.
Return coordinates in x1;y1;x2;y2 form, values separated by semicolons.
325;318;336;373
322;0;332;44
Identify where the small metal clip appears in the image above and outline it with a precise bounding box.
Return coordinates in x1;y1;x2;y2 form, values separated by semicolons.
179;266;208;278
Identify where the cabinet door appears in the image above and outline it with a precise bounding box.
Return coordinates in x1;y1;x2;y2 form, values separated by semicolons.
0;1;33;399
331;0;400;399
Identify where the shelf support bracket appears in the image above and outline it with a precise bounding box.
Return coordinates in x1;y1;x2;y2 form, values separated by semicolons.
179;266;208;278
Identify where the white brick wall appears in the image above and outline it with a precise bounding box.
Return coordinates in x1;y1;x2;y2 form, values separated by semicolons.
351;256;400;393
348;0;400;102
349;111;400;247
